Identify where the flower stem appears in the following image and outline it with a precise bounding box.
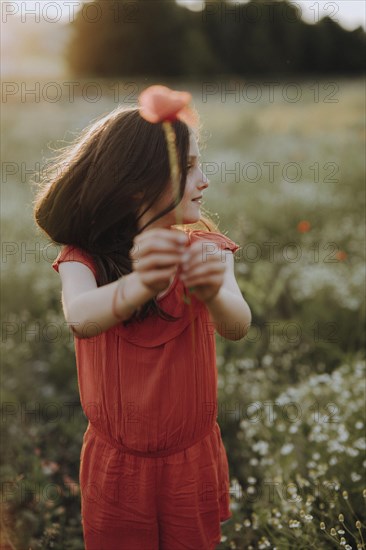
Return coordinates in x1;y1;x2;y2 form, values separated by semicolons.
162;120;195;348
162;121;182;226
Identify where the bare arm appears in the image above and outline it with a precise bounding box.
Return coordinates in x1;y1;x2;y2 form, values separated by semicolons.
57;228;188;339
59;262;155;338
178;242;252;341
204;252;252;341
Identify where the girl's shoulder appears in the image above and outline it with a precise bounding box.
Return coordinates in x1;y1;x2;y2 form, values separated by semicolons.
184;228;241;254
52;244;98;280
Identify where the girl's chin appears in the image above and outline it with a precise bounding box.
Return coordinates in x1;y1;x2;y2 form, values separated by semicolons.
171;203;201;224
183;210;201;224
182;216;200;224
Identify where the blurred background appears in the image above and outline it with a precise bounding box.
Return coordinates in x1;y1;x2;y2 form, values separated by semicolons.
1;1;365;548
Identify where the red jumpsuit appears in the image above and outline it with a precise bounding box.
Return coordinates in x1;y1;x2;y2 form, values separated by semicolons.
52;229;240;550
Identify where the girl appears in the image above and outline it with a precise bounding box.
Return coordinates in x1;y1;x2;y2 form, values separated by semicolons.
33;97;252;549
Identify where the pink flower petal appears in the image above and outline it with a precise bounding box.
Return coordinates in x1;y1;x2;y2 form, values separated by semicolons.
177;105;200;129
139;85;196;126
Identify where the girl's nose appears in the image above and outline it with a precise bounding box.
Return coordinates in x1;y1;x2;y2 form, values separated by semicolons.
199;169;209;189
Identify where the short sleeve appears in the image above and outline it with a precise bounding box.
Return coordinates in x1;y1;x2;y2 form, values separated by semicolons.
187;230;241;255
52;245;98;281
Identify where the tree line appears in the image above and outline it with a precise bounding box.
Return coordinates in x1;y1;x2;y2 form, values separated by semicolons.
66;0;366;77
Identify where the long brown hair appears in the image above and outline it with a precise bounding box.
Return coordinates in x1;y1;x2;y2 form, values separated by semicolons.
32;105;219;325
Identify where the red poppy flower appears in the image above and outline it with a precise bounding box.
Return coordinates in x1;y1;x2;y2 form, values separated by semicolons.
336;250;347;261
138;85;199;128
297;220;311;233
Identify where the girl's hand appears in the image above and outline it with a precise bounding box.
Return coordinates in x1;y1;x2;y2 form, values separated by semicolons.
179;241;226;303
129;228;188;295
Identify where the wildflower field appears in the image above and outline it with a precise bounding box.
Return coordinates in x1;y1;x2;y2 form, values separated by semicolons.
1;77;365;549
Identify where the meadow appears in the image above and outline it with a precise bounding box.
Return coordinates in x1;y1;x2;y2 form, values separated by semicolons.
1;77;365;549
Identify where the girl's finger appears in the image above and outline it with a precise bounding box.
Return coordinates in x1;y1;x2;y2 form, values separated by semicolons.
181;261;225;277
182;265;224;277
180;274;223;287
135;253;182;271
182;249;223;269
188;241;222;260
134;229;187;249
141;266;178;285
180;271;222;287
131;240;185;261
